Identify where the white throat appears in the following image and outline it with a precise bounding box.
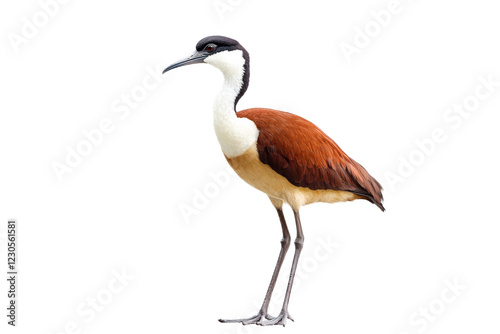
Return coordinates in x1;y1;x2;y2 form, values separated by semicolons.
204;50;258;158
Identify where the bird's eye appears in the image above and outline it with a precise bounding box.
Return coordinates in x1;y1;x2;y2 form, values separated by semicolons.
205;44;215;52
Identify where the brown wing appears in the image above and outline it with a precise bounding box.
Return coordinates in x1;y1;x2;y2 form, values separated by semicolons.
237;108;385;211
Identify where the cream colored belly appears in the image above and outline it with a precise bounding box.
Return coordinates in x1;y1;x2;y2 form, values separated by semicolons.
225;143;360;211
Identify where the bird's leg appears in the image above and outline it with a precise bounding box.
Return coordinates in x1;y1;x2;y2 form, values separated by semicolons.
219;207;291;325
252;208;292;322
261;210;304;327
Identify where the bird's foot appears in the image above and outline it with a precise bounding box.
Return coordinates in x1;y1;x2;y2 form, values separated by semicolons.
259;310;294;327
219;310;294;326
219;311;273;325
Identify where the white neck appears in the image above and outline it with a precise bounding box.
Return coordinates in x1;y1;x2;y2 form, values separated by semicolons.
205;50;258;158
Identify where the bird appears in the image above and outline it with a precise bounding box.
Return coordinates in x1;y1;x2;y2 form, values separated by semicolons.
162;35;384;326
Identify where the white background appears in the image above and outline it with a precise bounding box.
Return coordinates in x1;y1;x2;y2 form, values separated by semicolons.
1;0;500;333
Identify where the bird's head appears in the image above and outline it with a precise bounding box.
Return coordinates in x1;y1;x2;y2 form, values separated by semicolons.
162;35;250;107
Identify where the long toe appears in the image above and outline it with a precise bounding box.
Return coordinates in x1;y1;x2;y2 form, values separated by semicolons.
219;312;271;325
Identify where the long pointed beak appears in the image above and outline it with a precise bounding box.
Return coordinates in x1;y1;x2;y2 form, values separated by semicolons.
162;50;208;74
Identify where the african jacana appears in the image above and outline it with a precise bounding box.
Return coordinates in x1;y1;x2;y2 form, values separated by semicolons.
162;36;384;326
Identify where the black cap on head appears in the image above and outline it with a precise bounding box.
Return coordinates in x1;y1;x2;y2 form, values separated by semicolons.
196;35;240;51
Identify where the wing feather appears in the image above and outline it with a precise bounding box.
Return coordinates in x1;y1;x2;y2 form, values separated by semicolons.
237;108;385;211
